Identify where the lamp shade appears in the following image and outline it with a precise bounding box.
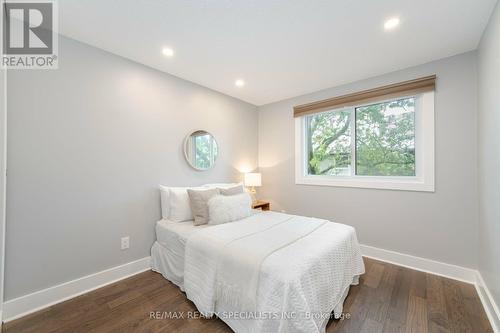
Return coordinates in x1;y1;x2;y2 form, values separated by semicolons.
244;173;262;187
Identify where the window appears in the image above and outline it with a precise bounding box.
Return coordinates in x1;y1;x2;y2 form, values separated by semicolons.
296;92;434;191
355;98;415;177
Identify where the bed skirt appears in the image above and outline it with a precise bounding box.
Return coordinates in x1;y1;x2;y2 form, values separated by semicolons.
151;241;185;290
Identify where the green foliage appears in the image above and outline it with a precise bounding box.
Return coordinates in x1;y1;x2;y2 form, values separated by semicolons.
356;98;415;176
307;98;415;176
307;110;351;175
195;135;217;169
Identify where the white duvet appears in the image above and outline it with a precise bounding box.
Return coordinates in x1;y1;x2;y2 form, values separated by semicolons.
184;211;365;333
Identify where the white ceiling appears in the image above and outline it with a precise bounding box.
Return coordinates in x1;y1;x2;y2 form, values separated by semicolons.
59;0;497;106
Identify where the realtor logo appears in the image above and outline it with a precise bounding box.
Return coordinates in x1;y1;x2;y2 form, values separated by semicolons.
2;0;58;69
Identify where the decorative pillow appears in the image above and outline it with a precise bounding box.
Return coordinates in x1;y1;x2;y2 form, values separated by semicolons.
208;192;252;225
187;188;220;226
219;184;245;196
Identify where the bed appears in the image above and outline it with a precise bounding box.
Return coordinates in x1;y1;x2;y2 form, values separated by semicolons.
151;210;365;333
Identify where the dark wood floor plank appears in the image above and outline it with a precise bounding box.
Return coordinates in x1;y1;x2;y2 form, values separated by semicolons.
327;284;373;333
359;318;383;333
383;319;407;333
406;295;428;333
459;281;493;333
365;263;398;323
3;258;493;333
387;266;413;324
363;262;385;289
442;278;475;333
409;270;427;299
426;274;450;333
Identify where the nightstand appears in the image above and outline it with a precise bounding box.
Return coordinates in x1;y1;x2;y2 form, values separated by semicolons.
252;200;270;211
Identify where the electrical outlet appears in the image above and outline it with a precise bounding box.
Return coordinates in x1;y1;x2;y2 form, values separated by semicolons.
121;236;130;250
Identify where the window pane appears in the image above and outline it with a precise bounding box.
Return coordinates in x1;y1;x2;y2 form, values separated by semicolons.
306;110;352;176
355;97;415;176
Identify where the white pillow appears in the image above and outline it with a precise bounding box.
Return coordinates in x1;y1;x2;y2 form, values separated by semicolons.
208;192;252;225
203;182;241;189
159;185;170;219
159;186;202;222
168;187;195;222
219;184;245;196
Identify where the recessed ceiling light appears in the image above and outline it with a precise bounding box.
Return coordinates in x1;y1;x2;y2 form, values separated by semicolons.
162;47;174;57
235;79;245;87
384;17;400;30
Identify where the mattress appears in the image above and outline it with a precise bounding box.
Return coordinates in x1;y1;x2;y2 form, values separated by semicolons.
151;219;208;289
155;219;208;251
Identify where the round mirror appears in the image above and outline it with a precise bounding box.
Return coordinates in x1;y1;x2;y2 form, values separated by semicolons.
183;130;218;171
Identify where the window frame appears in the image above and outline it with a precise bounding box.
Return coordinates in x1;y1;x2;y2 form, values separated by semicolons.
295;91;435;192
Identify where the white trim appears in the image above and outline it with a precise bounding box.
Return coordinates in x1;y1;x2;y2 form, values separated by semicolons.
475;272;500;333
360;244;476;283
2;256;151;322
295;92;435;192
295;174;435;192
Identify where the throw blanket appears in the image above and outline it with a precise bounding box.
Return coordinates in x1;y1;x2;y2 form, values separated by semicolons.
184;212;365;333
216;216;327;313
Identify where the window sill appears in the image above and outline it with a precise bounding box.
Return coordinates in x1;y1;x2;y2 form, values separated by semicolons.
296;175;435;192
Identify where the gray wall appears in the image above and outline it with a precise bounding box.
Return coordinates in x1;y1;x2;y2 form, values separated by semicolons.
258;52;478;268
5;36;258;300
478;1;500;321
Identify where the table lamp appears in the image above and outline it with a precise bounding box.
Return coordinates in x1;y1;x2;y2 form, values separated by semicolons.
244;172;261;202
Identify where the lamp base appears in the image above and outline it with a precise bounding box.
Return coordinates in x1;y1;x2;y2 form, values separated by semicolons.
249;187;257;203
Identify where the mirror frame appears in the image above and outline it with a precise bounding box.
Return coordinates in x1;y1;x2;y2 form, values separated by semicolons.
183;129;218;171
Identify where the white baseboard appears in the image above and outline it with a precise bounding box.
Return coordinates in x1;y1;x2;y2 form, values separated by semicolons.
361;244;499;333
3;256;151;322
360;244;476;283
475;272;500;333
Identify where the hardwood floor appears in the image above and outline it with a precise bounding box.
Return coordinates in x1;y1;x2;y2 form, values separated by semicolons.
3;258;492;333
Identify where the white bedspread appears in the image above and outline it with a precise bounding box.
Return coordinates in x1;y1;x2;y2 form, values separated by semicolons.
184;211;365;333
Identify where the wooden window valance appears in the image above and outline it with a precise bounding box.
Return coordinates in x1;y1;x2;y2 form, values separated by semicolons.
293;75;436;118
